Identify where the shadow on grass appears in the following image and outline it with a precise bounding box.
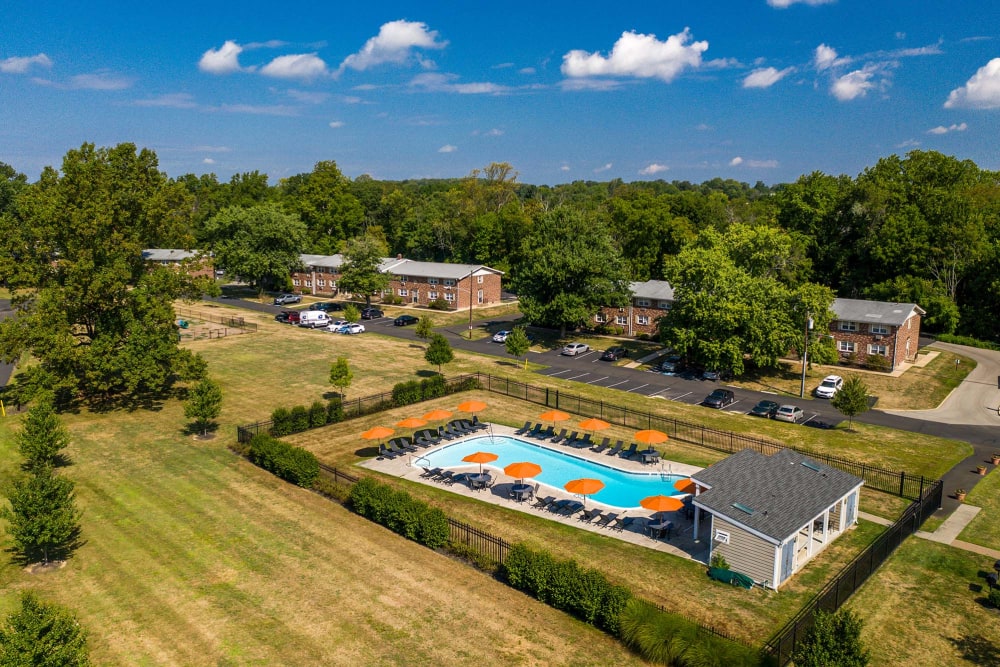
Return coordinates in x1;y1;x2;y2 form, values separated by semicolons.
355;446;379;458
949;632;1000;666
416;369;438;378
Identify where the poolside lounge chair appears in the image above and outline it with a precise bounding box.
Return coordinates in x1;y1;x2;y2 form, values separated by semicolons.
563;431;579;447
436;470;454;484
449;472;469;486
591;437;610;454
620;443;638;459
386;441;406;457
537;425;555;440
560;501;584;518
526;423;543;438
532;495;556;510
396;437;418;452
378;443;397;459
595;512;619;528
574;433;593;449
606;440;624;456
449;420;474;435
471;415;488;431
580;507;603;523
420;467;442;479
514;421;532;435
443;424;465;439
550;429;568;444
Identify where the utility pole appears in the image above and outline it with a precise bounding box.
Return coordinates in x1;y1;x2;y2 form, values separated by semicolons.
467;268;475;339
800;313;813;398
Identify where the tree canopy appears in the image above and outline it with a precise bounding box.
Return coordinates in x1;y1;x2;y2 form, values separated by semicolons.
337;234;390;306
0;591;90;666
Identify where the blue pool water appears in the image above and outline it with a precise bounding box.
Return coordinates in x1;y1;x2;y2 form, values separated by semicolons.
416;435;688;509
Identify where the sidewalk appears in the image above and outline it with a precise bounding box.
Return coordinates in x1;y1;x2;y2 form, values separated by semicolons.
861;505;1000;560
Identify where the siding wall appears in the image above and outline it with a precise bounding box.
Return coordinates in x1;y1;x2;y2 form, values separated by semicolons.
711;516;776;586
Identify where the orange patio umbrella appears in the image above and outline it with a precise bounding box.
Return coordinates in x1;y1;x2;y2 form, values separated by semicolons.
457;399;488;414
635;429;669;447
565;478;605;508
578;417;611;433
360;425;394;446
640;495;684;519
539;409;571;425
673;478;698;495
422;408;453;422
462;451;499;474
396;417;428;429
504;461;542;483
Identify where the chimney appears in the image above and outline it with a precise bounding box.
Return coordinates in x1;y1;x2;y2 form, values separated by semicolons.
396;253;402;260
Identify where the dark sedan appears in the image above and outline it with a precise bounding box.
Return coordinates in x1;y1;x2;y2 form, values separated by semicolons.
394;314;419;326
309;302;342;312
600;346;630;361
360;307;384;320
703;388;736;409
749;400;779;418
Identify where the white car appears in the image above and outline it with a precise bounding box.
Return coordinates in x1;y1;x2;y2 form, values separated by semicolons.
492;330;511;343
324;320;349;333
342;323;365;335
814;375;844;399
561;342;590;356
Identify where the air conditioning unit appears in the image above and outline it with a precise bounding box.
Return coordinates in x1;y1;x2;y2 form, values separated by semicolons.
874;335;883;340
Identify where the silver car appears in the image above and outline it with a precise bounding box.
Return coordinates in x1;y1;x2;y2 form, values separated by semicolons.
774;405;804;423
561;342;590;356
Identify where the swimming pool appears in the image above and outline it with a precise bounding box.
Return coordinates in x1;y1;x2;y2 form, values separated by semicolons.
415;435;688;509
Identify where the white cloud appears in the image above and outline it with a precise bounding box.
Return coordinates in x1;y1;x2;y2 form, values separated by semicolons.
594;163;613;173
830;64;879;101
199;40;247;74
927;122;968;134
438;144;457;153
341;95;364;104
519;67;536;75
338;20;447;75
561;28;708;83
896;139;921;148
472;128;503;137
207;103;298;116
560;164;571;172
0;53;52;74
68;71;133;90
202;157;215;165
945;58;1000;109
742;66;794;88
639;163;669;175
695;123;711;131
133;93;198;108
286;89;330;104
559;77;627;91
409;72;506;94
729;156;744;166
814;44;850;71
261;53;328;80
329;120;345;128
768;0;835;7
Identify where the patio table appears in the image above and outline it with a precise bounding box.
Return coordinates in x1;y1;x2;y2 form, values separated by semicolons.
511;483;533;501
640;449;660;464
467;473;490;490
646;519;674;540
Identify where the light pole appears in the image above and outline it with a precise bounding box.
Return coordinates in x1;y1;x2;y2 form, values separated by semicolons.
800;312;813;398
466;267;476;339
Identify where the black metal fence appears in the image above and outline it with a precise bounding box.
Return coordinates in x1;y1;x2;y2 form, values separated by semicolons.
317;462;359;487
764;478;943;665
447;517;511;564
175;305;258;332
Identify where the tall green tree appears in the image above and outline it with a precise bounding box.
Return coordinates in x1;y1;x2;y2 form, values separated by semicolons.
329;357;353;399
0;143;209;406
414;316;434;343
512;209;631;337
793;609;870;667
281;161;364;254
832;376;870;430
2;466;82;565
424;334;454;374
338;235;390;306
0;591;90;666
183;378;223;436
504;327;531;369
15;397;70;470
203;203;306;296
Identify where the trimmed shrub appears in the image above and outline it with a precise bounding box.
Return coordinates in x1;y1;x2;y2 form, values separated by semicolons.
420;374;446;400
348;477;448;549
864;354;892;372
382;293;403;305
270;407;292;436
289;405;310;433
451;377;482;393
248;434;320;488
327;398;345;424
937;333;1000;351
392;380;423;406
989;587;1000;608
428;298;452;311
710;552;730;570
308;400;328;428
311;476;352;503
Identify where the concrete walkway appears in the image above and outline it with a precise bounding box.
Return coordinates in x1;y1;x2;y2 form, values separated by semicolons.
860;505;1000;560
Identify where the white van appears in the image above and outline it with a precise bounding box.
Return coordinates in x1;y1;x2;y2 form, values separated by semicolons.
298;311;331;328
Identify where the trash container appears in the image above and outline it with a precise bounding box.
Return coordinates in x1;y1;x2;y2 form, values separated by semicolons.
177;320;188;329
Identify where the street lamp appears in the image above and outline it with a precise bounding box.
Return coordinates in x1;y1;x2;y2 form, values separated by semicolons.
466;267;476;339
800;313;814;398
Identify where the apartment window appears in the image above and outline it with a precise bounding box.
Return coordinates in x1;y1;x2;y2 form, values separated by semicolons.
636;315;649;326
428;291;439;300
838;341;856;353
839;321;858;332
444;279;455;287
636;299;651;307
615;315;627;326
317;279;326;287
398;289;408;297
329;281;337;290
714;530;730;544
658;301;672;310
595;313;606;323
292;279;300;286
428;277;438;285
444;292;456;302
477;275;484;284
868;343;888;356
305;281;312;287
870;324;889;335
398;276;408;283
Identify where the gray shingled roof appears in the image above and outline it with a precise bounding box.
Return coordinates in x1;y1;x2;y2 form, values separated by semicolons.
299;254;346;270
630;280;674;301
381;258;503;280
831;298;924;327
142;249;199;262
691;449;863;544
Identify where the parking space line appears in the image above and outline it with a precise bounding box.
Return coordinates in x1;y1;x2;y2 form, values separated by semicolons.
605;379;629;388
585;376;609;384
626;383;649;393
545;369;571;377
646;387;670;397
566;372;591;381
671;391;693;402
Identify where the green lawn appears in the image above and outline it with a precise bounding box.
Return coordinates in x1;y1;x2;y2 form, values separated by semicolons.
958;465;1000;550
848;539;1000;665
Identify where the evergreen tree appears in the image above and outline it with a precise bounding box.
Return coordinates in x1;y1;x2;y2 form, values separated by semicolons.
832;376;870;429
15;397;70;470
424;334;454;374
329;357;353;399
183;378;223;436
1;466;82;565
0;591;90;666
793;609;870;667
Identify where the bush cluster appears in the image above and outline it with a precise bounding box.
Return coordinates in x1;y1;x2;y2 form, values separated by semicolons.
937;333;1000;351
500;544;632;636
427;298;452;310
381;293;403;305
248;434;320;488
348;477;449;549
270;398;345;436
390;375;481;408
863;354;892;372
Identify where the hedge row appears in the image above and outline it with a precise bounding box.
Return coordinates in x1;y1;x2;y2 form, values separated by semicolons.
248;434;320;488
936;333;1000;351
270;399;344;436
500;543;632;636
348;477;449;549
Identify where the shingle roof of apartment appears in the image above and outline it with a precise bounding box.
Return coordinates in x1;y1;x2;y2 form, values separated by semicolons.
831;298;925;327
142;249;201;262
298;254;503;279
630;280;675;301
691;449;863;544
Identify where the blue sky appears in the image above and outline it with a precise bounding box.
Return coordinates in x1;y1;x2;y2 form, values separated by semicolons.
3;1;1000;185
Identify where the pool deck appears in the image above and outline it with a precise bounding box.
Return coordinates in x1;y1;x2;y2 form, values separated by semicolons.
360;423;712;563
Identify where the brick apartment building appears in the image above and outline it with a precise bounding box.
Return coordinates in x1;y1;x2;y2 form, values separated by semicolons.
594;280;675;336
292;254;504;310
828;298;924;370
141;249;215;279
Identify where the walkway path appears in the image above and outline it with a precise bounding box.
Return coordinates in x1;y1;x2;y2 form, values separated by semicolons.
860;506;1000;560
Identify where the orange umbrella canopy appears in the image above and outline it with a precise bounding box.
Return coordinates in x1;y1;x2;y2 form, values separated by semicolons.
396;417;428;429
640;495;684;513
457;400;488;413
463;451;499;473
504;461;542;480
539;409;571;423
422;408;453;422
578;417;611;432
673;478;698;495
635;429;669;446
361;426;394;440
564;478;605;496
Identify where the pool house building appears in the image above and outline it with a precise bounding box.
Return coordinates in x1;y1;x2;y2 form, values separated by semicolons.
690;449;863;590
